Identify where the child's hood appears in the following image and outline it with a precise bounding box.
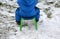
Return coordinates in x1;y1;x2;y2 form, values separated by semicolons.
17;0;38;6
23;0;35;5
24;0;38;5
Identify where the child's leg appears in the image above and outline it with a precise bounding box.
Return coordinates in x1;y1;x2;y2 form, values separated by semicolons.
15;8;21;25
35;13;40;22
15;14;21;25
35;7;40;22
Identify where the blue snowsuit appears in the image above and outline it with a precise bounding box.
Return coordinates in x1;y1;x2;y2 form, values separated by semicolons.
15;0;40;22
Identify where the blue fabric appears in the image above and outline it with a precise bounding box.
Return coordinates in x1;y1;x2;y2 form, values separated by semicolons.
15;0;40;21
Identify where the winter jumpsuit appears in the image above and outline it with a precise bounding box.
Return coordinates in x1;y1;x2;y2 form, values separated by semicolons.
15;0;40;22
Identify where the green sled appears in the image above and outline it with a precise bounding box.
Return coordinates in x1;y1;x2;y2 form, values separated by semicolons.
19;18;38;31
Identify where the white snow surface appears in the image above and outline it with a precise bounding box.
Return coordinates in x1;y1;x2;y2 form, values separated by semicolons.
0;0;60;39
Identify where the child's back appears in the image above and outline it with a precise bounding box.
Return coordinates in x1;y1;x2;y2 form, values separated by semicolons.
15;0;40;25
17;0;39;17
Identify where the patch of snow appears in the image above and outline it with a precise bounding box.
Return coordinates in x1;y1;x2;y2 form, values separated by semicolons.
0;0;60;39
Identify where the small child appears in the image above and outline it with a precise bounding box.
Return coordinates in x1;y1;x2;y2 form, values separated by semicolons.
15;0;40;25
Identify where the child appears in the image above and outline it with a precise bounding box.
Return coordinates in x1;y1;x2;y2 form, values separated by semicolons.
15;0;40;25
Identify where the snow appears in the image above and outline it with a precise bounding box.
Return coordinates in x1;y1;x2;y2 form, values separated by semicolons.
0;0;60;39
45;0;55;2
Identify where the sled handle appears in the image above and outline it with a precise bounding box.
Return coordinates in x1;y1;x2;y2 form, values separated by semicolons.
20;18;38;31
34;18;38;30
20;18;23;31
